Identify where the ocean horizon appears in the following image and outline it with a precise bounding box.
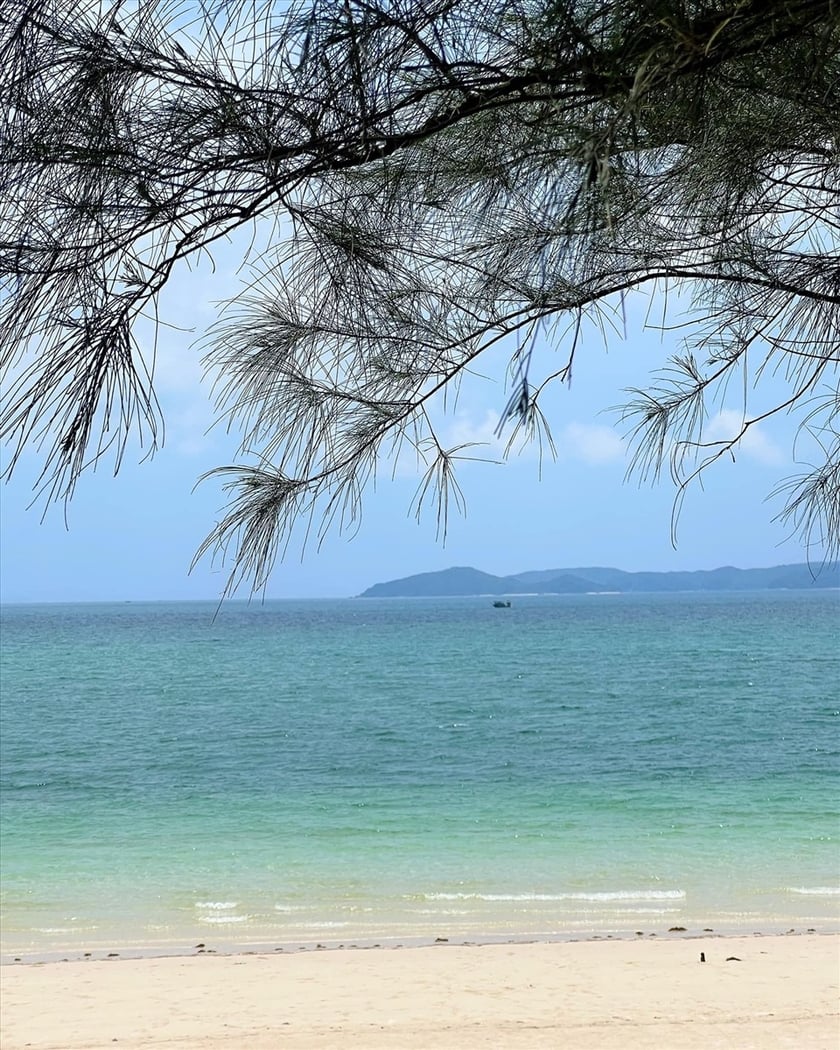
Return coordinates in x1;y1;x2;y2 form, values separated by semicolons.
1;591;838;959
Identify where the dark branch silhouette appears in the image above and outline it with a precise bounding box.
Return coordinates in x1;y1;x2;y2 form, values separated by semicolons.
1;0;838;593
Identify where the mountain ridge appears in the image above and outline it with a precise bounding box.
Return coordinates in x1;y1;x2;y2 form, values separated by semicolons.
359;562;840;597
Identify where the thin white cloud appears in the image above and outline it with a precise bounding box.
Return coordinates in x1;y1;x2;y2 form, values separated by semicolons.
438;412;626;466
381;410;505;480
445;410;508;457
705;409;787;466
559;422;625;464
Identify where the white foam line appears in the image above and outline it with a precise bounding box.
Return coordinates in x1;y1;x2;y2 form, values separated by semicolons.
422;890;686;903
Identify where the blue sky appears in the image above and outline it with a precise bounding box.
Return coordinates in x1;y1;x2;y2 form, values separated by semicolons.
0;254;823;602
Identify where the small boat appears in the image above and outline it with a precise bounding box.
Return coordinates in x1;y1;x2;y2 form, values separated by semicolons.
492;600;511;608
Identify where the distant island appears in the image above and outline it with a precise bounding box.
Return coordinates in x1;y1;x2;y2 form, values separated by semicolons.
359;563;840;598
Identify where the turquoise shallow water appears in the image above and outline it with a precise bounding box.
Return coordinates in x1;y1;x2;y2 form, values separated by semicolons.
1;592;838;956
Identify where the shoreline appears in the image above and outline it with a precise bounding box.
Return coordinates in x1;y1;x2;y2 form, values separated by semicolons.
2;932;837;1050
3;920;836;966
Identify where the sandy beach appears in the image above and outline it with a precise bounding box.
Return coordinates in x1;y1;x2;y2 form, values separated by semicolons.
1;933;837;1050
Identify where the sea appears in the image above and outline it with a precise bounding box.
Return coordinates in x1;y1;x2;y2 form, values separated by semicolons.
1;591;838;959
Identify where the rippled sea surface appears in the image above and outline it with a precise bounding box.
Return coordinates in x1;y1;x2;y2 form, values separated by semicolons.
1;592;838;955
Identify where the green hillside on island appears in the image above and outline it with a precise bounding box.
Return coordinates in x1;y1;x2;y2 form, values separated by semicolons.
359;563;840;598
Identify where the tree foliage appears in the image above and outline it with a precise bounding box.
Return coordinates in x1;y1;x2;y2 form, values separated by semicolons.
1;0;838;592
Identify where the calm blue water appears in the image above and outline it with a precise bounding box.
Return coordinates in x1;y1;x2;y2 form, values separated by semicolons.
1;592;838;956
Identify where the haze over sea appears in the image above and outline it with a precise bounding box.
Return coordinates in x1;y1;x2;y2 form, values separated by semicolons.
1;590;838;958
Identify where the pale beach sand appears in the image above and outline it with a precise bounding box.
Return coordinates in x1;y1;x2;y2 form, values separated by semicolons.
1;934;838;1050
